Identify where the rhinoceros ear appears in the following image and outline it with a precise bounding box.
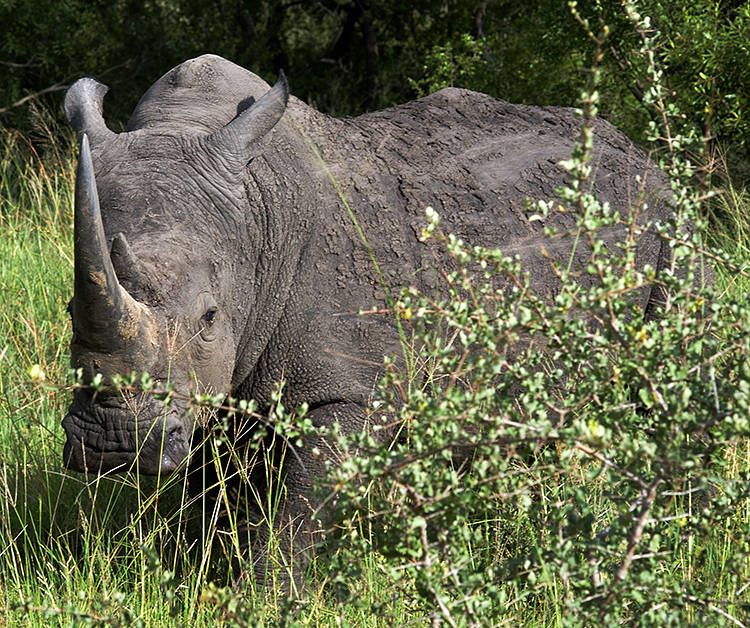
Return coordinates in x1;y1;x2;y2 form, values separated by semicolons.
64;78;116;145
203;71;289;172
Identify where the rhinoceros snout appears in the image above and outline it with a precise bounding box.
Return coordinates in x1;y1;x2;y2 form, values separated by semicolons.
62;393;191;476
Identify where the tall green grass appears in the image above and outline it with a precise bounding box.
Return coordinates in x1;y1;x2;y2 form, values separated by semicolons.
706;160;750;297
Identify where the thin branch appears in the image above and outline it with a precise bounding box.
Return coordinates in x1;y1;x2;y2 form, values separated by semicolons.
0;83;67;114
574;441;649;491
0;59;40;68
474;0;488;38
12;603;118;626
600;479;661;615
615;480;661;584
0;60;133;116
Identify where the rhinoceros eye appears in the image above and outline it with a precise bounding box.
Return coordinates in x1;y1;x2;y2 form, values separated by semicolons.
202;307;218;326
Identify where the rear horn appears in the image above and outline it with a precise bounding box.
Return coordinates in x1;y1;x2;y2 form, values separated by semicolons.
203;71;289;171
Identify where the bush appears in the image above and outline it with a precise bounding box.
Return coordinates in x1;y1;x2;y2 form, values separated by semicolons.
322;6;750;625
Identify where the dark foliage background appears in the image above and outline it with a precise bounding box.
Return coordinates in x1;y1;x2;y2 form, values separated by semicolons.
1;0;749;178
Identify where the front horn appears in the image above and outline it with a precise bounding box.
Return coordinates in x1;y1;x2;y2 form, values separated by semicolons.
72;134;144;351
64;78;116;145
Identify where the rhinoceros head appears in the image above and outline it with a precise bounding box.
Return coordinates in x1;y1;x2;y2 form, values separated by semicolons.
61;71;289;476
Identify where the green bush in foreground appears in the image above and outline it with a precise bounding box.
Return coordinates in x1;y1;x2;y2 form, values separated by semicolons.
322;7;750;626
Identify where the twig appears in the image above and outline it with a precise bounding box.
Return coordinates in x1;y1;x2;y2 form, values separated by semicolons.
12;602;118;626
600;479;661;615
0;59;40;68
0;83;67;114
574;441;649;491
0;60;133;115
682;593;748;628
419;523;457;628
701;602;747;628
616;480;661;583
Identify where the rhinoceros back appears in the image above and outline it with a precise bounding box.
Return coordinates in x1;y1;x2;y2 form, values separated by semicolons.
305;86;670;306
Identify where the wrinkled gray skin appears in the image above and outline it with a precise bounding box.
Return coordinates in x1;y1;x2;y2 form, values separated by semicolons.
62;54;685;583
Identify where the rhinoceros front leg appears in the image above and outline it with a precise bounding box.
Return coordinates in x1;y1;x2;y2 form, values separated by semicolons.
246;401;370;593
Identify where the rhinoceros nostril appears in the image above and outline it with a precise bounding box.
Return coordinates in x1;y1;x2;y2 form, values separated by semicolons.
159;417;190;475
165;419;184;439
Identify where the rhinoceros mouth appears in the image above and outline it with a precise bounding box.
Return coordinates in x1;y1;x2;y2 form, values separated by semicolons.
62;390;190;476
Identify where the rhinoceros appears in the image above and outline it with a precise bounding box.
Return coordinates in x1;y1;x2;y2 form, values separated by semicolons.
62;54;685;581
